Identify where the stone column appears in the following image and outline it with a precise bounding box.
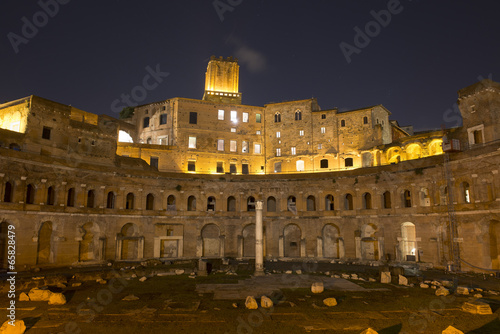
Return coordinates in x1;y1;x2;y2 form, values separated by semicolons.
255;200;264;276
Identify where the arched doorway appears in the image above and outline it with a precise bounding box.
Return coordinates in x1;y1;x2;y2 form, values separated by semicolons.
117;223;143;260
201;224;220;257
400;222;417;261
322;224;341;258
37;222;53;264
360;224;379;261
242;224;256;257
283;224;301;258
79;222;104;262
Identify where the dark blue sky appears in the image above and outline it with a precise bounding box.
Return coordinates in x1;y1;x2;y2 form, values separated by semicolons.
1;0;499;131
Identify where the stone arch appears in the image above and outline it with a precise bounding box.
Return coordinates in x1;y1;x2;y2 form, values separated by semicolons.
227;196;236;212
37;221;53;264
167;195;176;211
247;196;255;211
386;146;401;164
3;181;13;202
46;186;56;205
322;224;343;258
428;139;443;156
106;191;116;209
79;222;104;262
344;193;353;210
26;183;36;204
146;193;155;210
117;223;143;260
126;192;135;209
325;194;334;211
400;222;417;261
405;143;422;160
362;192;372;209
242;224;256;258
306;195;316;211
207;196;216;211
283;224;302;258
360;223;380;261
267;196;276;212
67;187;76;207
201;224;221;257
187;195;196;211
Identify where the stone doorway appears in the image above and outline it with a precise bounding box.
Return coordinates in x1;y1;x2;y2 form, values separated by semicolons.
283;224;301;258
117;223;144;260
37;221;53;264
490;220;500;269
0;222;9;270
322;224;342;258
79;222;105;262
201;224;221;257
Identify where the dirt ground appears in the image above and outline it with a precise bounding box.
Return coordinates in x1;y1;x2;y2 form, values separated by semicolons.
1;261;499;334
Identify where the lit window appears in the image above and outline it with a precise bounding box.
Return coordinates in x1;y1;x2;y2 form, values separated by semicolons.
254;143;261;154
231;128;236;133
291;147;296;155
230;140;237;152
242;112;249;123
256;114;261;123
321;127;325;134
276;148;281;157
276;131;280;138
318;144;322;149
256;130;261;135
299;130;304;136
242;141;248;153
218;109;224;120
296;160;304;171
217;139;224;151
159;137;168;145
231;110;237;122
188;136;196;149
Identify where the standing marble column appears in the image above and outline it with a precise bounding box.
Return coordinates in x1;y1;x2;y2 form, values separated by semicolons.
255;200;264;276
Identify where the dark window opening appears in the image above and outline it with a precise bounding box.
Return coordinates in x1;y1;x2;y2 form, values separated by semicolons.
363;116;368;124
42;127;51;140
87;190;95;208
274;113;281;123
207;196;216;211
3;182;13;203
341;120;346;127
187;196;196;211
26;184;35;204
216;162;224;173
126;193;134;209
247;196;256;211
383;191;391;209
146;193;154;210
188;161;196;172
295;110;302;121
242;163;249;175
143;117;150;128
321;114;326;119
230;164;237;174
150;157;159;169
189;112;197;124
345;158;353;167
404;190;412;208
320;159;328;168
160;114;167;125
106;192;115;209
67;188;75;207
344;194;353;210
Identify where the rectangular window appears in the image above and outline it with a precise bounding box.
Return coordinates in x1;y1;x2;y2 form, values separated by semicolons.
276;131;280;138
242;112;249;123
217;139;225;151
254;143;261;154
256;114;261;123
291;147;296;155
242;163;249;174
162;106;166;111
188;161;196;172
274;162;282;173
321;114;326;119
150;156;159;169
189;112;197;124
318;143;322;149
218;109;225;120
256;130;261;135
320;159;328;168
230;140;237;152
231;128;236;133
231;110;237;122
160;114;167;125
276;148;281;157
230;164;237;174
42;126;51;140
242;141;248;153
216;162;224;173
159;136;168;145
143;117;150;128
188;136;196;149
299;130;304;136
321;127;325;134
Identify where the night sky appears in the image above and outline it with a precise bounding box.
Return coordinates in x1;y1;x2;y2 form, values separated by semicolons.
1;0;499;131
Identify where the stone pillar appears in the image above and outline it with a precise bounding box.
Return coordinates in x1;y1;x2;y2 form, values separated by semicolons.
255;200;264;276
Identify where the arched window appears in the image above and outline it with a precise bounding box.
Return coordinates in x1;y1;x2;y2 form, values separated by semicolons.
247;196;255;211
26;184;35;204
295;110;302;121
320;159;329;169
3;182;13;203
106;191;115;209
383;191;391;209
345;158;353;167
274;113;281;123
267;196;276;212
143;117;150;128
363;192;372;209
187;196;196;211
403;190;412;208
87;190;95;208
227;196;236;212
46;186;55;205
462;182;471;203
146;137;152;144
341;120;346;127
126;193;134;209
344;194;353;210
325;195;334;211
167;195;176;210
307;195;316;211
363;116;368;124
67;188;75;207
287;196;296;212
146;193;154;210
207;196;216;211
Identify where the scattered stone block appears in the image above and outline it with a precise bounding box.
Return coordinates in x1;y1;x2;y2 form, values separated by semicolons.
245;296;258;310
368;278;376;282
175;269;185;275
56;283;66;289
462;300;492;315
139;276;147;282
399;275;408;286
285;270;292;274
0;320;26;334
475;288;483;292
323;298;337;307
131;274;137;278
456;286;469;295
431;280;442;286
488;290;499;295
360;328;378;334
48;293;66;305
260;296;273;308
122;295;139;301
324;271;330;276
432;286;437;289
333;275;340;278
311;282;324;294
436;287;450;296
72;283;82;287
295;270;302;275
232;303;238;308
28;288;52;301
380;272;391;284
19;293;29;301
442;326;464;334
341;274;350;279
420;283;429;289
441;280;453;288
351;274;358;280
473;294;482;298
